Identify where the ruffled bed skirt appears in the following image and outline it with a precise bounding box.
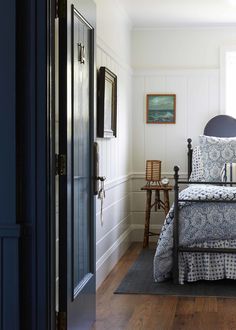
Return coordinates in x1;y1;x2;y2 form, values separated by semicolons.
179;239;236;284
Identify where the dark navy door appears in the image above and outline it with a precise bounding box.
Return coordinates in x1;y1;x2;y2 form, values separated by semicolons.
58;0;96;328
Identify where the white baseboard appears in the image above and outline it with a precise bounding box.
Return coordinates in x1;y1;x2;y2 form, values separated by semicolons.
95;223;162;289
130;224;162;242
96;226;132;289
130;224;162;231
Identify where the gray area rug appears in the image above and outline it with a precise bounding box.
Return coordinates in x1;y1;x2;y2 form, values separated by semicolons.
114;248;236;297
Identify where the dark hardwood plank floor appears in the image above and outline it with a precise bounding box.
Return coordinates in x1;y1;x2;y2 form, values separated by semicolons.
92;243;236;330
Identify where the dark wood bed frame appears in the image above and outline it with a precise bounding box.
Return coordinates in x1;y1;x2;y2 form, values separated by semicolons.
173;115;236;284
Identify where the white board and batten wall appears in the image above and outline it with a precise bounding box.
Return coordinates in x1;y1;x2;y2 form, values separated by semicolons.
95;0;133;288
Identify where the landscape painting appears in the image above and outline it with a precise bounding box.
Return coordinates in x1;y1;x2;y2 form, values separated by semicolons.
146;94;176;124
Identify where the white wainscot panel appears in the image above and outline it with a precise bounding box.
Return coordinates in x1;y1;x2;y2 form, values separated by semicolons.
96;218;130;261
132;191;147;212
131;211;166;227
96;194;130;242
131;177;147;192
95;179;130;214
132;190;174;213
96;222;131;289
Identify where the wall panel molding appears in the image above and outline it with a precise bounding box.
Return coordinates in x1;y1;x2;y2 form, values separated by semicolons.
131;171;188;179
133;68;219;76
96;213;131;247
104;173;132;191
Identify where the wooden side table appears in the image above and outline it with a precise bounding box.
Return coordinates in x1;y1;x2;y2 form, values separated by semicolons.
141;185;172;248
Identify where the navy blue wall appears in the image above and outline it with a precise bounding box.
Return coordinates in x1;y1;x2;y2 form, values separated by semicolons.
16;0;50;329
0;0;16;223
0;1;21;329
0;0;51;329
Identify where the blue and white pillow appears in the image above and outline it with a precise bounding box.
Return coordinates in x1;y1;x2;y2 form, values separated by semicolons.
199;135;236;182
189;146;205;182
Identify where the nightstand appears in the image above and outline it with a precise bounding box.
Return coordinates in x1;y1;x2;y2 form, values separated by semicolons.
141;185;172;248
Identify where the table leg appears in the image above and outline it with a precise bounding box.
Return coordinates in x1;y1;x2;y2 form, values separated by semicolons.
163;190;170;216
155;190;161;211
143;190;152;248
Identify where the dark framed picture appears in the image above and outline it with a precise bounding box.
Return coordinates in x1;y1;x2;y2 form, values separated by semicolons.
146;94;176;124
97;67;117;138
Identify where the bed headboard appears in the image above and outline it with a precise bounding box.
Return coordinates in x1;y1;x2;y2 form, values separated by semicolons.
204;115;236;137
187;115;236;179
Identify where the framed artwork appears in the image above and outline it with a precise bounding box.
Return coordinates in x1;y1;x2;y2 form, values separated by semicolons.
97;67;117;138
146;94;176;124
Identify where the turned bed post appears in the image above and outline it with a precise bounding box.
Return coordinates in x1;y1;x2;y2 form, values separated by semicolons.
187;138;193;180
173;166;180;284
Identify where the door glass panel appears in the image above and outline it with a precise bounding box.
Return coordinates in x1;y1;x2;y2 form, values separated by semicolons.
73;10;91;294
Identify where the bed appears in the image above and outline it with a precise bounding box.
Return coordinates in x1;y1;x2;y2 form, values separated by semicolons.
153;115;236;284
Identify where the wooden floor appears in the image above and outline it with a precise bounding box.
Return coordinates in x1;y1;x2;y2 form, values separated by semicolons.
92;243;236;330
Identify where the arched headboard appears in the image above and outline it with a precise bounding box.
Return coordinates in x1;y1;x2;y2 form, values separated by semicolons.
204;115;236;137
188;115;236;178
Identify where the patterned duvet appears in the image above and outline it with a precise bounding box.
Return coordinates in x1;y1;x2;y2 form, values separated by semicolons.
153;184;236;284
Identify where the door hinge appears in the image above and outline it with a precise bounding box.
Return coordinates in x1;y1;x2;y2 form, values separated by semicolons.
55;154;67;176
56;311;66;330
56;0;66;19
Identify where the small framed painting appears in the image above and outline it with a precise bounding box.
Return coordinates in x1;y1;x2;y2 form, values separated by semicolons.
146;94;176;124
97;67;117;138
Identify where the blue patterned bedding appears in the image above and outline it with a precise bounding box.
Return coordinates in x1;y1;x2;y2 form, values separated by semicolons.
153;184;236;283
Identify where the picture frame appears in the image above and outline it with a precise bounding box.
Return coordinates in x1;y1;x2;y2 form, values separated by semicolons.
146;94;176;124
97;67;117;138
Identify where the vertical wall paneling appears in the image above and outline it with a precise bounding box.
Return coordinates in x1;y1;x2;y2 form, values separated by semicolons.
95;37;132;287
132;77;145;173
131;69;220;241
133;69;220;174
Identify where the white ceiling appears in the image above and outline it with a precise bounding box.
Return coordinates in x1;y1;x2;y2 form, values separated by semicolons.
118;0;236;28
